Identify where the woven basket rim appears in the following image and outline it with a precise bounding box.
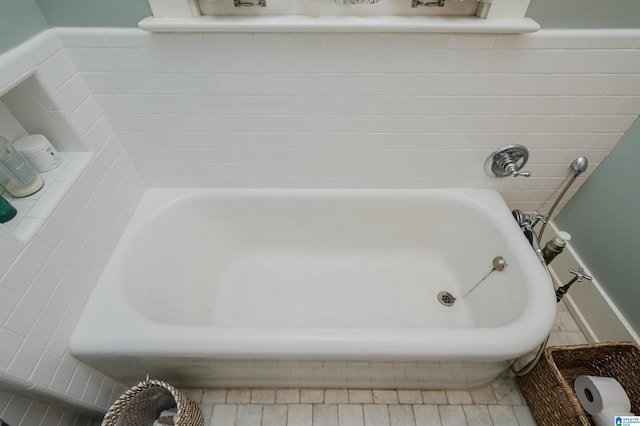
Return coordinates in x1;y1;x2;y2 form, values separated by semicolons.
542;342;639;388
545;340;638;354
102;379;201;426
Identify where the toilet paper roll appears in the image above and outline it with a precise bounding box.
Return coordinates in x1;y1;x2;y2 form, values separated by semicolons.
592;412;634;426
574;375;631;415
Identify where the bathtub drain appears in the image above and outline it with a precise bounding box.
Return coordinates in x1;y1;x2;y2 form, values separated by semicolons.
437;291;456;307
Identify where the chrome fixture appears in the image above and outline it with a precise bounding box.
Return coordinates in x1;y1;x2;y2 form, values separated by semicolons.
492;255;507;272
437;291;456;307
512;209;545;263
509;155;589;239
512;209;546;232
234;0;265;6
510;156;590;377
513;262;591;376
484;144;531;178
555;267;592;302
537;155;588;239
461;256;508;298
436;256;507;306
511;154;590;262
412;0;445;7
571;156;589;176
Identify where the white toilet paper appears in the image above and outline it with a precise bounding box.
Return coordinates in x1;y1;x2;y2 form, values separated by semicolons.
574;375;631;415
592;412;634;426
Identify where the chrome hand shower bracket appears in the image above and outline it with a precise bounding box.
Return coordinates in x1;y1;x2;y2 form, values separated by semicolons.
484;144;532;178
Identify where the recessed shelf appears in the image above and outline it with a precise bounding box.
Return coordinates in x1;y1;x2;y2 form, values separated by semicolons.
1;151;93;243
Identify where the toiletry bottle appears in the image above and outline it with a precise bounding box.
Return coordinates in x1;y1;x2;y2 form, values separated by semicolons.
0;136;44;197
542;231;571;265
13;134;62;172
0;194;17;223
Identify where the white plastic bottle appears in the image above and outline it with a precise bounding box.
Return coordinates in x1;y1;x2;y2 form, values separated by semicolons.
0;135;44;197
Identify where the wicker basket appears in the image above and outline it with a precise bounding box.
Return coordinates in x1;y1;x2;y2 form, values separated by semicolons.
102;379;203;426
516;341;640;426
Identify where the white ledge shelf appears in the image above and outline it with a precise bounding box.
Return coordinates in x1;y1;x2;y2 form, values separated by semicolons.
2;152;93;243
139;15;540;33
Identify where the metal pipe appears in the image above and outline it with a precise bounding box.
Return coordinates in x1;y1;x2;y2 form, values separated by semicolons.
538;156;588;240
538;173;577;240
512;258;554;376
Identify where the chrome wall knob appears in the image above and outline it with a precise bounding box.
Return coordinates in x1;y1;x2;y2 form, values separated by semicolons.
485;144;532;178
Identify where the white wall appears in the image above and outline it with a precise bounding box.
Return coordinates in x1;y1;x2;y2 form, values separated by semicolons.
57;28;640;214
0;31;144;425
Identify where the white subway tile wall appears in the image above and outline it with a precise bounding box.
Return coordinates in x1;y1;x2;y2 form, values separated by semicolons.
0;31;141;425
56;28;640;213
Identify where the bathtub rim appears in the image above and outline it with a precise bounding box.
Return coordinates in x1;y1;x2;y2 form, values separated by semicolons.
71;187;556;364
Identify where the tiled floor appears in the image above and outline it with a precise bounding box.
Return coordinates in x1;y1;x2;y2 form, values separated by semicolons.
180;301;588;426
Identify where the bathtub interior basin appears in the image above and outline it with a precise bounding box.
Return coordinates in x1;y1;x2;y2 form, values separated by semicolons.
71;188;557;387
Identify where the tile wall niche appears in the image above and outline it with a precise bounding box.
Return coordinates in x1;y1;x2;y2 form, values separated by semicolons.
0;81;93;243
0;31;144;425
56;28;640;214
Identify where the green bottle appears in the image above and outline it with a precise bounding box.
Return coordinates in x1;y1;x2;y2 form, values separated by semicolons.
0;194;17;223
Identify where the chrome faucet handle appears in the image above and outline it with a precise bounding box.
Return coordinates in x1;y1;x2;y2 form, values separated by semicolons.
485;145;532;178
557;267;592;302
504;162;531;177
568;267;593;282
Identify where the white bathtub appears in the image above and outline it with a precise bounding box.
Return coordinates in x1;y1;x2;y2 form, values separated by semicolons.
71;188;556;389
